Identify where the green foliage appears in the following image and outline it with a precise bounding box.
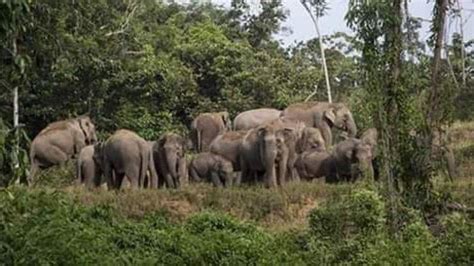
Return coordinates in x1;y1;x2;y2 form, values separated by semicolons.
0;119;29;186
438;213;474;265
306;188;446;265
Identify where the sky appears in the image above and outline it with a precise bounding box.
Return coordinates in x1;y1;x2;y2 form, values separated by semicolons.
208;0;474;47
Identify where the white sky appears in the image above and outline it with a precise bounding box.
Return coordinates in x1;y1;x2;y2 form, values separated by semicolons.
208;0;474;47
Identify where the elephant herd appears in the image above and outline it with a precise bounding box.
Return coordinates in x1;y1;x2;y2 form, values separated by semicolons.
27;101;382;189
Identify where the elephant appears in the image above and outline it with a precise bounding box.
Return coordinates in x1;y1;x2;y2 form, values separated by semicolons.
240;124;297;188
233;108;282;130
189;152;234;187
191;111;231;152
96;129;158;190
209;130;248;172
281;102;357;150
153;133;188;189
76;144;102;188
28;115;98;186
296;128;377;183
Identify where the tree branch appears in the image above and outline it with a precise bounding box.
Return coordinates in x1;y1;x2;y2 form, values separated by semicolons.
105;2;138;37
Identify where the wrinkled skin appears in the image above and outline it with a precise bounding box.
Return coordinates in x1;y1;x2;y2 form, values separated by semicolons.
240;124;295;188
233;108;281;130
76;144;103;189
191;112;231;152
28;116;98;186
281;102;357;150
209;130;248;172
296;129;377;183
96;130;158;190
189;152;234;187
154;133;187;189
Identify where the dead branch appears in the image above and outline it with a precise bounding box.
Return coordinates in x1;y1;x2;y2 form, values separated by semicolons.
105;1;138;37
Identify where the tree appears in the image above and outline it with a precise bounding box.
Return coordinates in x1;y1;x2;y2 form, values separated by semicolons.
300;0;332;102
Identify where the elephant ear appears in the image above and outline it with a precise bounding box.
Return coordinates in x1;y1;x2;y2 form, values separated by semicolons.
324;109;336;125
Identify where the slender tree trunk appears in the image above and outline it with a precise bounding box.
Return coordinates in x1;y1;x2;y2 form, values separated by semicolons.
383;0;403;232
427;0;449;126
300;1;332;103
12;36;20;183
456;0;466;86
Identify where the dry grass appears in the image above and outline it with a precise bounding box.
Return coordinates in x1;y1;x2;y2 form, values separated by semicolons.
60;181;351;231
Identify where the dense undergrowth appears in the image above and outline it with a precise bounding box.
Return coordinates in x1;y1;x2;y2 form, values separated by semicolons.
0;184;473;265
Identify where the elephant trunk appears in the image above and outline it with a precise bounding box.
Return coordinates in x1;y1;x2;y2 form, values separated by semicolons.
358;160;374;181
166;150;179;187
346;115;357;138
261;136;277;187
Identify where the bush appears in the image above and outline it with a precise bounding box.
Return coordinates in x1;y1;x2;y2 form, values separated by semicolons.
438;213;474;265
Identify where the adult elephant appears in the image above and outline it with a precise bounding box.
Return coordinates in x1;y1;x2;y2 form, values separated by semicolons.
97;129;158;190
281;102;357;149
76;144;102;188
296;128;377;183
209;130;248;172
153;133;187;189
28;115;97;186
191;112;231;152
189;152;234;187
240;124;296;188
233;108;281;130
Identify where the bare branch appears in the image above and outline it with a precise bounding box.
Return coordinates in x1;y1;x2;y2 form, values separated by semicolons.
304;85;318;102
105;1;138;37
300;0;332;103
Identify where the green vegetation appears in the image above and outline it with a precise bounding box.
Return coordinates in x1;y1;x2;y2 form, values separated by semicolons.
1;185;472;265
1;0;474;264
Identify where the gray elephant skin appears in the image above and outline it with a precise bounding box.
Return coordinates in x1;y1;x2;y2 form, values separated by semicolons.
265;118;324;183
28;115;97;185
97;129;158;190
281;102;357;149
153;133;188;188
240;124;298;188
233;108;281;130
191;112;231;152
189;152;234;187
296;128;377;183
209;130;248;172
76;144;102;188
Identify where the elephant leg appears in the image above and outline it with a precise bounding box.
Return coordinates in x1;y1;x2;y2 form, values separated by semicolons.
265;166;277;188
234;171;242;186
164;173;175;189
210;172;223;188
103;162;114;190
115;173;125;190
178;159;188;187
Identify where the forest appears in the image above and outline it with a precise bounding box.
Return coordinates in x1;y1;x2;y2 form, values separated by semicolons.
1;0;474;265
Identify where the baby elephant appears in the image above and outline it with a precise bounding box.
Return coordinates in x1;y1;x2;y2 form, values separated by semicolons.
76;144;102;188
189;152;234;187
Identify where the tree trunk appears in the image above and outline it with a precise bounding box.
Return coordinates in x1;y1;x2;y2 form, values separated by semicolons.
12;36;20;184
300;1;332;103
427;0;449;126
